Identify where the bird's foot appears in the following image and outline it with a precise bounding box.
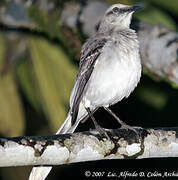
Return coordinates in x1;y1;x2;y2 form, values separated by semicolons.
95;124;110;140
85;107;110;140
120;123;142;134
103;107;142;135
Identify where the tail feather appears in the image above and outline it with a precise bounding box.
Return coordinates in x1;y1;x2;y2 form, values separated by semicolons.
29;167;52;180
29;113;72;180
29;105;88;180
56;112;72;134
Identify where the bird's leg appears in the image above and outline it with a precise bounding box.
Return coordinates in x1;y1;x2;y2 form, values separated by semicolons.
103;107;141;133
85;107;110;139
103;107;126;126
81;107;99;123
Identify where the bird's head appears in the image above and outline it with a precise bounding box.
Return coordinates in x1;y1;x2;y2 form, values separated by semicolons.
99;4;142;31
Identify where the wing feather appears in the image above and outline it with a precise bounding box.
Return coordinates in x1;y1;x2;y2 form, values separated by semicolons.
70;35;110;125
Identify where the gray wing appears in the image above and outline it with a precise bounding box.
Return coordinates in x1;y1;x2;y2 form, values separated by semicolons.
70;35;110;125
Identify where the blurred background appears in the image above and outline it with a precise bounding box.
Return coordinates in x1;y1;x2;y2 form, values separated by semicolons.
0;0;178;179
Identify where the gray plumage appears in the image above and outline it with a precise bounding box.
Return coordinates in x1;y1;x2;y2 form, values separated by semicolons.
29;3;142;180
58;3;142;133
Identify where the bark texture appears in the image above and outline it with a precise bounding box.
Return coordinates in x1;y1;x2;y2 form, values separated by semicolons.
0;127;178;167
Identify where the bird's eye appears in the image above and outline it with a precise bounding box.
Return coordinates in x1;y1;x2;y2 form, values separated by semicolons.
112;7;119;13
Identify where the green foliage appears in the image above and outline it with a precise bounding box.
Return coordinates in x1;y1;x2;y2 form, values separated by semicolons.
16;59;41;111
30;37;77;132
27;4;61;38
135;6;176;30
0;73;25;136
150;0;178;16
0;34;24;137
136;85;168;110
27;5;49;33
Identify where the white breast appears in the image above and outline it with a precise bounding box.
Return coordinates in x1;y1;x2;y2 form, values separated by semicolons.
82;43;141;108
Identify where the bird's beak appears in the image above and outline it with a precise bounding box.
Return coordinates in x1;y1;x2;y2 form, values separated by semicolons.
128;5;142;12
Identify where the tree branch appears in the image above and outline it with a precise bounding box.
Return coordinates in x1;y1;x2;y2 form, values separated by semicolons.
0;127;178;167
134;21;178;85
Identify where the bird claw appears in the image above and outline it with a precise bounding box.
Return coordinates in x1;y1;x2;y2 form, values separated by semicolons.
120;124;142;134
95;125;110;140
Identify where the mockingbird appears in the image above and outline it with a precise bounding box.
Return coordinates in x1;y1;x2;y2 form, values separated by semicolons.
29;3;142;180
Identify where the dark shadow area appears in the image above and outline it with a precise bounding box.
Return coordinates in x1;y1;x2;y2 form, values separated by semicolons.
49;158;178;179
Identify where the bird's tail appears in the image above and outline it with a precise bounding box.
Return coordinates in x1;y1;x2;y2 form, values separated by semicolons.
29;113;72;180
56;112;73;134
29;105;88;180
